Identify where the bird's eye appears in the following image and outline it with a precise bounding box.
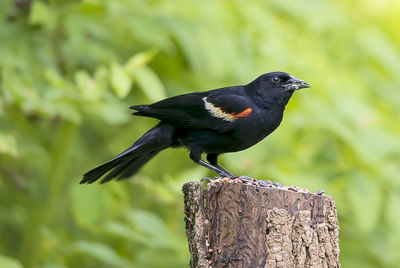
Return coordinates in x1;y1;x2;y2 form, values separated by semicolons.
272;76;280;83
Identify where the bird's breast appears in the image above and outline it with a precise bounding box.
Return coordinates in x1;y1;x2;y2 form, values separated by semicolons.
233;108;284;144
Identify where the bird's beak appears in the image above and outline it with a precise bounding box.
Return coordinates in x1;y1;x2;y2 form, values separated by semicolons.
284;76;311;91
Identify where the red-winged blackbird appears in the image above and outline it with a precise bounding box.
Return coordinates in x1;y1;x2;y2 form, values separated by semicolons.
81;72;310;184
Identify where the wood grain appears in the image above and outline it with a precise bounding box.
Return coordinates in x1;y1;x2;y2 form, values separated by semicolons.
183;180;340;268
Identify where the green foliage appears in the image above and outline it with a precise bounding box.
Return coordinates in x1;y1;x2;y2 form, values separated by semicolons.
0;0;399;267
0;254;23;268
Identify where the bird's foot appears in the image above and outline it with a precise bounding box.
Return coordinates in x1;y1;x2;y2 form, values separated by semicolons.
225;176;274;186
200;177;221;182
201;176;286;190
201;175;246;182
316;190;325;195
236;177;280;188
256;179;273;187
239;175;255;182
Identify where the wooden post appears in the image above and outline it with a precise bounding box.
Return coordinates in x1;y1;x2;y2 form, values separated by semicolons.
183;179;340;268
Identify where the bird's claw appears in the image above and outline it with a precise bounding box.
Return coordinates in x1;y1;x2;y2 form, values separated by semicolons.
272;181;282;188
201;177;221;182
201;176;285;191
257;180;272;187
316;190;325;195
239;176;255;182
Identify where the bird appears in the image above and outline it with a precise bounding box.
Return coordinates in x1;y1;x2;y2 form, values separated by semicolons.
81;72;310;184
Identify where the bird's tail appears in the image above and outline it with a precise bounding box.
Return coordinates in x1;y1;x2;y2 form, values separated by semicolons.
80;122;175;184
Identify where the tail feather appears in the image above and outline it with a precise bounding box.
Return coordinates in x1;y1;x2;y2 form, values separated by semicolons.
98;157;135;184
80;159;123;184
80;122;175;184
116;151;159;181
130;105;149;117
99;151;159;184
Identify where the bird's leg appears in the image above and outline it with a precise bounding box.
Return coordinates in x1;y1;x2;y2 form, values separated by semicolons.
190;151;231;177
206;153;234;178
195;159;231;177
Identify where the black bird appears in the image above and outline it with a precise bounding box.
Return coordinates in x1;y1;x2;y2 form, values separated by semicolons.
81;72;310;184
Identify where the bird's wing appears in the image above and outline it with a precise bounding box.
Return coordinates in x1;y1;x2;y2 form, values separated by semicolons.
130;90;254;131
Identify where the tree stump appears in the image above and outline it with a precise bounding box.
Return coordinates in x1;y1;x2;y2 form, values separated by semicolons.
182;179;340;268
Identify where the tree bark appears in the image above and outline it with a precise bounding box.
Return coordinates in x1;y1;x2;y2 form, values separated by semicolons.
182;179;340;268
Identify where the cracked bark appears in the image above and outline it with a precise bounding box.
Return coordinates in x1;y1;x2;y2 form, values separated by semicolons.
182;180;340;268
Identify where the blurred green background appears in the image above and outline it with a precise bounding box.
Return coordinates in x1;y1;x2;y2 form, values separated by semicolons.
1;0;400;267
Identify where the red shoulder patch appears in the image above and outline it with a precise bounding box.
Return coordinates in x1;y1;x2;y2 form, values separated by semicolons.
233;108;252;118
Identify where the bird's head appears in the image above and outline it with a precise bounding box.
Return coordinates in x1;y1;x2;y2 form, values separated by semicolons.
258;72;311;92
247;72;311;107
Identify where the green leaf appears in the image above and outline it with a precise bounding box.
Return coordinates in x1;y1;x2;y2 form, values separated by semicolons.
124;209;175;248
43;69;69;90
104;222;136;238
73;241;133;268
127;209;166;236
29;1;55;28
74;70;101;101
104;221;149;245
131;66;166;102
0;255;23;268
110;63;132;99
0;132;18;157
125;49;158;72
